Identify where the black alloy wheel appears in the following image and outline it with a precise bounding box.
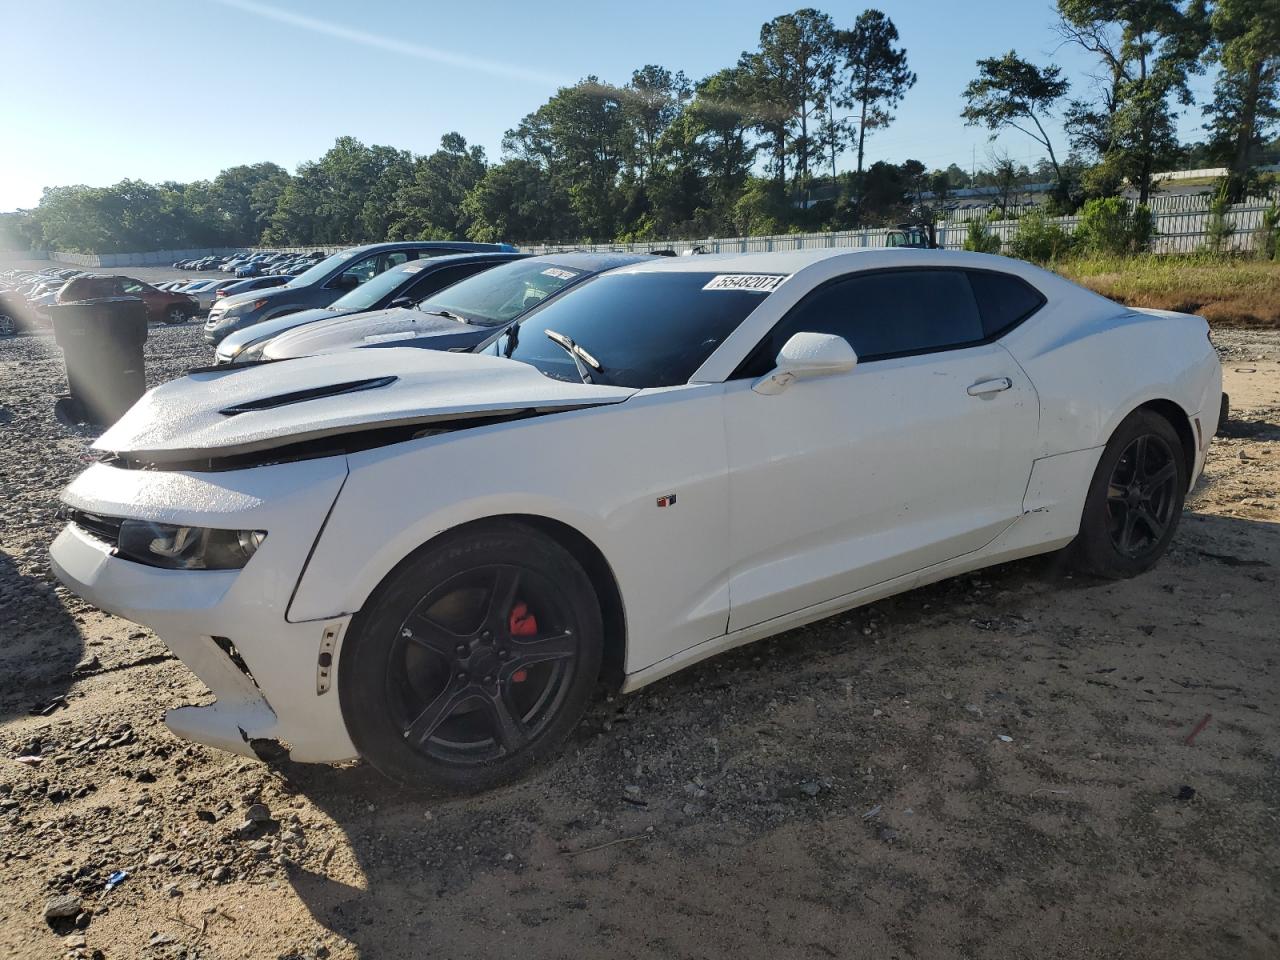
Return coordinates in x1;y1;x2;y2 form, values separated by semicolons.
340;521;603;792
1105;433;1180;558
1068;408;1188;579
390;563;581;764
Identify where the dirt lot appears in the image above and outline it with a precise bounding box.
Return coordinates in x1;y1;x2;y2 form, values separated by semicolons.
1;322;1277;960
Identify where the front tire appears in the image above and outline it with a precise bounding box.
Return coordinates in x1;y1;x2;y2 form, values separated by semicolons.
164;306;188;325
1068;409;1187;579
339;521;603;793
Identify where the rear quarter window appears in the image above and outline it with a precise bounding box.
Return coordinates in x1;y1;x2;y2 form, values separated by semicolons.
966;270;1046;338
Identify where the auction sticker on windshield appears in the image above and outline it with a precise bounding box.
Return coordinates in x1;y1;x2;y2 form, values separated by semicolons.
702;274;788;292
541;267;579;281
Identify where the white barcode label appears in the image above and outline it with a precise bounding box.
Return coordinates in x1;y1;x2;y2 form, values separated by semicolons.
702;274;787;292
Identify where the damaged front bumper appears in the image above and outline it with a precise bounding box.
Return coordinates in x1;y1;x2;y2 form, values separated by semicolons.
49;458;358;764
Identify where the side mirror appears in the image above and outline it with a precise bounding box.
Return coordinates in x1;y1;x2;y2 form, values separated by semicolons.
753;332;857;395
390;296;413;308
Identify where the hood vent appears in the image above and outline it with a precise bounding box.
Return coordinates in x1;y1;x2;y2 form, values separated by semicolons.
219;376;398;416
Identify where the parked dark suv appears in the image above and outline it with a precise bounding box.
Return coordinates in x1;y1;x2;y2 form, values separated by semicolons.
202;241;514;345
57;275;198;324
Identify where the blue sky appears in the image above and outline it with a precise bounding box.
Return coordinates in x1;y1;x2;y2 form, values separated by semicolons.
0;0;1215;212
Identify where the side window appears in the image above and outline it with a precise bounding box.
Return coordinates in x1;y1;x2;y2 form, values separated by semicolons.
412;248;459;261
332;253;380;288
738;269;984;377
118;279;140;294
405;262;493;300
966;270;1045;338
382;251;411;270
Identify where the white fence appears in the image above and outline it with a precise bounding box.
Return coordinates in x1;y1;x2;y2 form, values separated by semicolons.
23;196;1276;267
44;247;247;268
522;200;1276;257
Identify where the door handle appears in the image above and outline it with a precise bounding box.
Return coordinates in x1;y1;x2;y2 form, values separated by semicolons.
967;377;1013;397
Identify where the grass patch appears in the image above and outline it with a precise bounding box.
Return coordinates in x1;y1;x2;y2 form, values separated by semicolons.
1055;254;1280;327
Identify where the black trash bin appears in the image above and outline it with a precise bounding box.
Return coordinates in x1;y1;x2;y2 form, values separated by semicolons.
49;296;148;427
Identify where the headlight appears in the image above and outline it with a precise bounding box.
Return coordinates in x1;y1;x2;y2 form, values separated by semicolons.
237;341;267;362
116;520;266;570
222;298;268;317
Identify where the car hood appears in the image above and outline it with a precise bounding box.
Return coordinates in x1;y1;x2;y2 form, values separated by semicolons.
215;284;297;311
95;345;636;464
264;307;493;359
215;306;347;358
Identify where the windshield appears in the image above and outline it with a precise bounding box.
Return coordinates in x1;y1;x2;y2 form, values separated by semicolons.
286;248;356;288
330;261;424;311
480;271;775;388
418;259;583;327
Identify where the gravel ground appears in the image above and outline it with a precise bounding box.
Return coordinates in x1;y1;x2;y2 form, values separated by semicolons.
1;322;1278;960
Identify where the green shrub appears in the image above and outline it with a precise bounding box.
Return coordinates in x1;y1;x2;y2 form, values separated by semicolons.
1074;197;1155;255
1254;203;1279;261
1009;208;1074;264
963;216;1002;254
1203;192;1236;254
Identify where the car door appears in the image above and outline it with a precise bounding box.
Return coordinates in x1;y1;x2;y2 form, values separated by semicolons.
721;267;1039;632
121;278;158;317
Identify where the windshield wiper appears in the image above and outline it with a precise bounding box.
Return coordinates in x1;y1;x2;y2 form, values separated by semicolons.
418;307;468;323
544;329;601;384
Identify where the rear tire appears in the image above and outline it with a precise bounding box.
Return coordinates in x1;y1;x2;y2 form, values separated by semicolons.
339;521;603;793
164;306;188;325
1067;409;1187;579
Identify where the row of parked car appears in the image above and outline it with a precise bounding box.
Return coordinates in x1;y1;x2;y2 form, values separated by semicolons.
1;267;99;335
0;265;304;336
4;238;648;343
202;240;618;363
172;250;329;278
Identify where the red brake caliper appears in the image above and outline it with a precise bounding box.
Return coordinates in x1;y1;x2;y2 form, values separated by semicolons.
507;602;537;682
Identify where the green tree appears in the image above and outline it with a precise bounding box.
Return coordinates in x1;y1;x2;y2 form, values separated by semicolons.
621;65;691;190
461;159;577;243
837;9;916;219
1254;202;1280;260
208;162;291;243
388;133;486;240
505;78;628;239
1203;0;1280;201
962;51;1070;185
1057;0;1210;204
266;137;413;244
0;210;44;251
686;68;756;231
753;9;838;192
1203;189;1236;252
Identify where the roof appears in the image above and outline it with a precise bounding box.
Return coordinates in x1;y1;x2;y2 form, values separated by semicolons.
613;248;857;274
380;251;526;273
341;240;514;255
524;251;655;270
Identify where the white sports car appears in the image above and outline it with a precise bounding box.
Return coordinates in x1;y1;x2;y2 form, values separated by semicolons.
50;249;1223;792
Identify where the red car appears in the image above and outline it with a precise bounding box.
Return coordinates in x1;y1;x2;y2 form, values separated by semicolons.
57;275;198;324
